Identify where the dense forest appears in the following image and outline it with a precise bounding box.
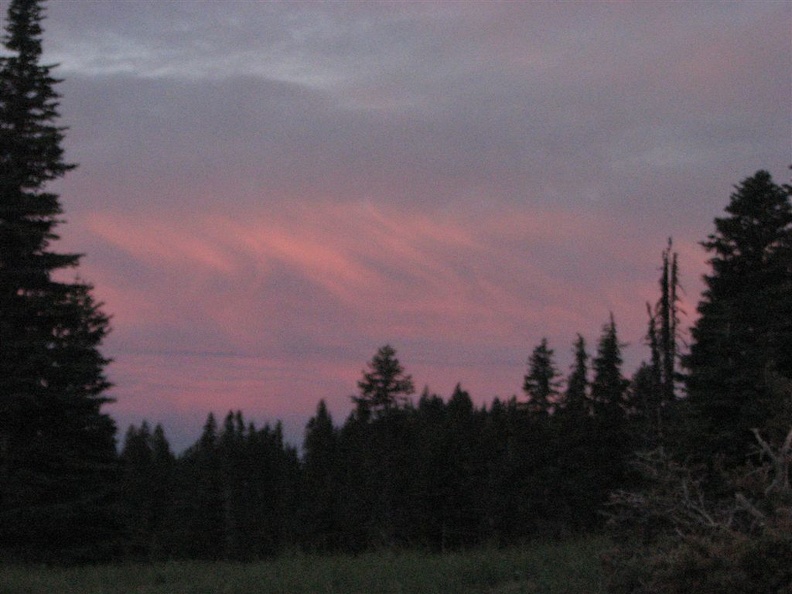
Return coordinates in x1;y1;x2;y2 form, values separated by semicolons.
118;325;645;558
1;0;790;587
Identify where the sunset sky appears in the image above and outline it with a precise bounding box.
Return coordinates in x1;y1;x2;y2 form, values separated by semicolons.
28;1;791;451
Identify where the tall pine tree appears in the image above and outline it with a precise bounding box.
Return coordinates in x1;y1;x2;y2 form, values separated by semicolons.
522;337;561;416
588;315;633;503
301;400;341;550
562;334;591;418
352;344;414;419
684;170;792;463
0;0;117;562
591;314;629;420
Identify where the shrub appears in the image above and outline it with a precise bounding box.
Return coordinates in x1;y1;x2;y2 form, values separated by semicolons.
603;423;792;593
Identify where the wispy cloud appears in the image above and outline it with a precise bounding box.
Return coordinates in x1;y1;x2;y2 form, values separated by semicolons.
33;0;790;450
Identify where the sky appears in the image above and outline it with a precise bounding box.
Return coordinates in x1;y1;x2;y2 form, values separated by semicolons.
18;1;791;451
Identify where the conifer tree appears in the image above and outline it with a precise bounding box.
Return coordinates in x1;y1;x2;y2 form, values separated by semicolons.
591;314;630;419
301;400;340;550
0;0;117;562
181;413;224;559
522;337;561;416
345;345;415;547
561;334;590;417
684;170;792;462
119;422;174;560
588;315;633;507
554;334;602;528
353;344;414;419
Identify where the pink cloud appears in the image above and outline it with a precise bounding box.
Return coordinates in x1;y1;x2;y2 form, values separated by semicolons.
82;200;687;360
72;191;713;454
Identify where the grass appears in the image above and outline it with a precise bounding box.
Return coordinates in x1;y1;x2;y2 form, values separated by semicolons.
0;535;608;594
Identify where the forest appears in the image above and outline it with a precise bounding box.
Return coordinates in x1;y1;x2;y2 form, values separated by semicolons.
1;0;790;590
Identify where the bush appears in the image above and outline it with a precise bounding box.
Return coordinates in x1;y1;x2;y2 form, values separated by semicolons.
603;424;792;593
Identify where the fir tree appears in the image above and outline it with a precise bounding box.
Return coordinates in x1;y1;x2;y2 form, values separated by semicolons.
119;422;174;560
522;337;561;416
301;400;341;550
0;0;117;562
588;315;633;504
591;314;629;419
684;170;792;462
657;239;681;406
353;344;414;419
561;334;590;417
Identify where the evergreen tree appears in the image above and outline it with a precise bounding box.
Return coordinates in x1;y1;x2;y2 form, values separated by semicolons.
591;314;630;419
522;337;561;416
300;400;341;550
424;385;486;549
352;344;414;419
588;315;633;506
0;0;117;562
561;334;591;417
552;334;603;529
684;170;792;462
119;422;174;560
179;413;225;559
342;346;416;547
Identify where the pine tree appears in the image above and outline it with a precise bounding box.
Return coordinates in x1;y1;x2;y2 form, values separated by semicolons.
560;334;590;417
353;344;415;419
0;0;117;562
344;345;415;547
180;413;225;559
522;337;561;416
554;334;603;529
588;315;633;504
684;170;792;462
301;400;341;550
591;314;630;419
119;422;174;560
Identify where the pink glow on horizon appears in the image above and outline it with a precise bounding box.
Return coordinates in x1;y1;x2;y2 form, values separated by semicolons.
27;0;785;453
81;200;709;447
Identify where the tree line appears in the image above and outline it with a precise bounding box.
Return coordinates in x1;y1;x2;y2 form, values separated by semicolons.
1;0;790;567
118;320;637;558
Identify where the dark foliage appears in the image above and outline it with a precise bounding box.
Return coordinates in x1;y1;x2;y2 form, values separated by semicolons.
0;0;118;563
118;338;641;559
118;410;300;561
523;338;562;416
1;2;785;568
684;170;792;464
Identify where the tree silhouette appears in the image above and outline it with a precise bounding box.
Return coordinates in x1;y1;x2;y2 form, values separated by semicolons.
684;170;792;463
353;344;415;419
0;0;117;562
523;337;561;416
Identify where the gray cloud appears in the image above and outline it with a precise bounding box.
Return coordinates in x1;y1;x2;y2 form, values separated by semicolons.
20;0;790;449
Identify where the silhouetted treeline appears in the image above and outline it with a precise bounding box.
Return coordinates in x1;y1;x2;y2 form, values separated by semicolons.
114;227;707;560
118;315;650;559
3;0;790;567
1;169;785;563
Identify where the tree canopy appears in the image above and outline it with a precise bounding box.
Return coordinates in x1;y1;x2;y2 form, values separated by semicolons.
684;170;792;462
353;344;415;419
0;0;117;562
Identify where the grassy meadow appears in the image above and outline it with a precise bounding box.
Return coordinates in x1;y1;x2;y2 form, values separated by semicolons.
0;535;607;593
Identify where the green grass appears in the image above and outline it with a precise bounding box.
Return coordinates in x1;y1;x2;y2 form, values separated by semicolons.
0;535;607;594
